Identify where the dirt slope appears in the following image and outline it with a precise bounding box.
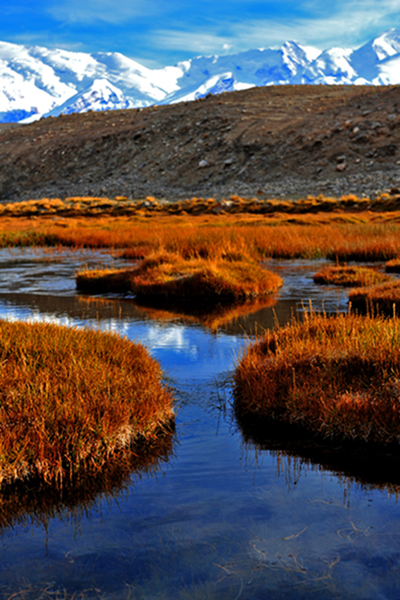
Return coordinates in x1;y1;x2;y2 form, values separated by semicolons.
1;85;400;201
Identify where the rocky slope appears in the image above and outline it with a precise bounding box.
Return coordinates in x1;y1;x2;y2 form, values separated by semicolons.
1;84;400;202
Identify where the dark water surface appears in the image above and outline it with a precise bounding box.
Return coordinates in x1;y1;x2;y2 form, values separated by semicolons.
0;249;399;599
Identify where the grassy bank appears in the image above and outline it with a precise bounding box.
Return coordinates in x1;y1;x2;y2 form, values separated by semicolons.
0;319;174;486
349;280;400;315
313;265;390;287
76;252;283;304
234;312;400;446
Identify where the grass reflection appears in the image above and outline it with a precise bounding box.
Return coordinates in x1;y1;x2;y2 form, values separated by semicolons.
0;428;174;536
236;413;400;497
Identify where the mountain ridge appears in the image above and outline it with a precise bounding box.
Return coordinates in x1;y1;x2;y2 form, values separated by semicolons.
1;29;400;122
1;84;400;203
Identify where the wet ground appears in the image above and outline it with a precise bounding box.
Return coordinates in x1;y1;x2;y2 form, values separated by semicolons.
0;249;399;600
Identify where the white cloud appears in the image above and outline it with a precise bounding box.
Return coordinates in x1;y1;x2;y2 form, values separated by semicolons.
48;0;168;25
153;30;235;57
152;0;400;57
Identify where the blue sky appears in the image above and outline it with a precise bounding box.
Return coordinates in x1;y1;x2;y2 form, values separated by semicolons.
2;0;400;67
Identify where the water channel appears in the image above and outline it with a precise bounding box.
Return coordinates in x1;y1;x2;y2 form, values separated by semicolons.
0;248;400;599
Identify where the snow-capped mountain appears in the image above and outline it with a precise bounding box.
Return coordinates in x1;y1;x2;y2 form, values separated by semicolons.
1;28;400;123
44;79;133;118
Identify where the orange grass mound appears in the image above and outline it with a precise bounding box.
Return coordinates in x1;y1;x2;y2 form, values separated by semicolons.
0;320;174;486
349;279;400;315
313;265;390;287
234;312;400;446
76;252;283;304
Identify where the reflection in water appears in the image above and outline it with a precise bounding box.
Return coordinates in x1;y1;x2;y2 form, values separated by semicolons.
236;414;400;499
0;429;175;535
121;294;278;332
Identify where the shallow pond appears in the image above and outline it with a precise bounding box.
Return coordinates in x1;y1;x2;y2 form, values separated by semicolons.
0;249;400;599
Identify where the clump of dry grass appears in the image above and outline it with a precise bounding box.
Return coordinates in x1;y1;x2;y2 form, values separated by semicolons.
349;280;400;315
76;251;283;304
234;311;400;446
0;319;174;486
313;265;391;287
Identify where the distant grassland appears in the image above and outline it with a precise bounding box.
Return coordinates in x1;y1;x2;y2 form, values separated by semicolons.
1;194;400;262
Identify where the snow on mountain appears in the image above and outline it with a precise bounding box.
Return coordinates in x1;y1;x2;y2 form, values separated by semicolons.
304;48;361;84
159;41;321;104
43;78;133;118
166;72;254;104
0;41;170;122
1;28;400;123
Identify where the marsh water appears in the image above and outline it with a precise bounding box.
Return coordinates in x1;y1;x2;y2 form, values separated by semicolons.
1;248;400;599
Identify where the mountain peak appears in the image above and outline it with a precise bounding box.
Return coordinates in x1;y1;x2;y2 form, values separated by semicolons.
2;28;400;123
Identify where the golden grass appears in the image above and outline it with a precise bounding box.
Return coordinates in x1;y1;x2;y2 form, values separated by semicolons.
0;319;174;486
76;251;283;304
234;311;400;446
2;191;400;219
349;280;400;315
1;208;400;265
313;265;391;287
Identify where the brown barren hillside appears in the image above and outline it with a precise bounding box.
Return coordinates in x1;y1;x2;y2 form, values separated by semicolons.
1;85;400;202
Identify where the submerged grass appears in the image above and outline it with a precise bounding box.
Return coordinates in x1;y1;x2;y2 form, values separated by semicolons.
313;265;391;287
234;311;400;446
0;319;174;486
76;251;283;303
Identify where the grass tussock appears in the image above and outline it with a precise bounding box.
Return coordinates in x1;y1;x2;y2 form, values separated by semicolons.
234;311;400;446
349;280;400;315
313;265;391;287
0;319;174;486
76;251;283;303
